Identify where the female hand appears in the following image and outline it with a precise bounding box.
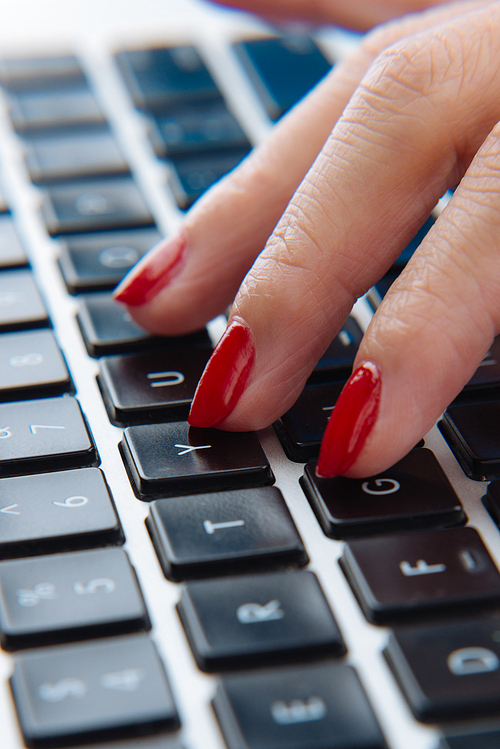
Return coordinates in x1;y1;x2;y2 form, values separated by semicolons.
115;0;500;478
212;0;454;32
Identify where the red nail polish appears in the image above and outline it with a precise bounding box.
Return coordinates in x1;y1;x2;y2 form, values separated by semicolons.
316;361;381;478
188;320;255;428
113;231;185;306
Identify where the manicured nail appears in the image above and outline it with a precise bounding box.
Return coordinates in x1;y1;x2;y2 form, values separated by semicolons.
188;319;255;428
113;230;186;306
316;361;381;478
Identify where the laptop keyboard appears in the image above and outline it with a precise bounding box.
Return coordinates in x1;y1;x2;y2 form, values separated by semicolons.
0;7;500;749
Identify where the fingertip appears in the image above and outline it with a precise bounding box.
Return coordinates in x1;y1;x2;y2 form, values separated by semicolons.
112;231;186;307
316;361;382;478
188;318;256;428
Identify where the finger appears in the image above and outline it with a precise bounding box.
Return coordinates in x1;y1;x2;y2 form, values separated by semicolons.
187;1;500;436
114;0;478;336
319;122;500;477
113;43;373;335
213;0;457;31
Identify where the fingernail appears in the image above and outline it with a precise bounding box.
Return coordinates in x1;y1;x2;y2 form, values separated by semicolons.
188;319;255;428
316;361;381;478
113;230;186;306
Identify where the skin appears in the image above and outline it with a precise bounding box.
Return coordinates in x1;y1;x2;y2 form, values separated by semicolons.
116;0;500;477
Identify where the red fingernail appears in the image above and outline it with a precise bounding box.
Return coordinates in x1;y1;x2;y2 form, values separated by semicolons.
188;319;255;428
316;361;381;478
113;231;186;306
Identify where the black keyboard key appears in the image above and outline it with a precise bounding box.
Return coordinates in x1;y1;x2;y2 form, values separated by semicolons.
168;147;250;209
78;292;163;356
77;292;210;356
0;55;85;91
0;396;97;477
392;214;436;268
11;634;178;747
440;400;500;480
0;548;148;648
340;527;500;624
308;316;363;384
274;382;344;462
120;421;273;499
441;731;500;748
301;449;464;538
0;269;49;331
153;100;250;156
58;226;161;293
116;46;220;111
464;336;500;390
367;215;436;308
384;614;500;722
213;661;387;749
24;127;129;183
98;346;212;425
0;468;122;558
0;330;71;399
482;480;500;531
234;35;332;120
0;215;27;268
147;486;307;581
178;570;345;671
9;85;105;131
41;176;153;235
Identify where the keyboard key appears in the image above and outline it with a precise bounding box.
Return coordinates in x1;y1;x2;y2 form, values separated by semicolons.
177;570;345;671
120;421;273;499
0;468;123;558
234;35;332;120
213;661;386;749
367;215;436;308
116;46;221;111
301;448;465;538
0;215;27;268
0;329;72;399
0;55;85;91
440;400;500;480
24;127;129;182
77;292;210;356
147;486;307;580
384;614;500;722
340;527;500;624
441;731;500;748
0;396;97;477
274;382;344;462
9;85;105;131
0;269;49;331
153;99;250;156
11;633;178;747
463;336;500;390
0;548;148;648
41;176;153;235
307;316;363;384
168;147;250;208
98;346;212;425
482;479;500;531
58;226;161;293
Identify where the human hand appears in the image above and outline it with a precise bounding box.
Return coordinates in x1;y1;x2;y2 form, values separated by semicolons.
114;0;500;478
211;0;454;31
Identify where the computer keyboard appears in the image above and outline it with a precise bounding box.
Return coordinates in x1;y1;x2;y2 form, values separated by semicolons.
1;1;500;748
